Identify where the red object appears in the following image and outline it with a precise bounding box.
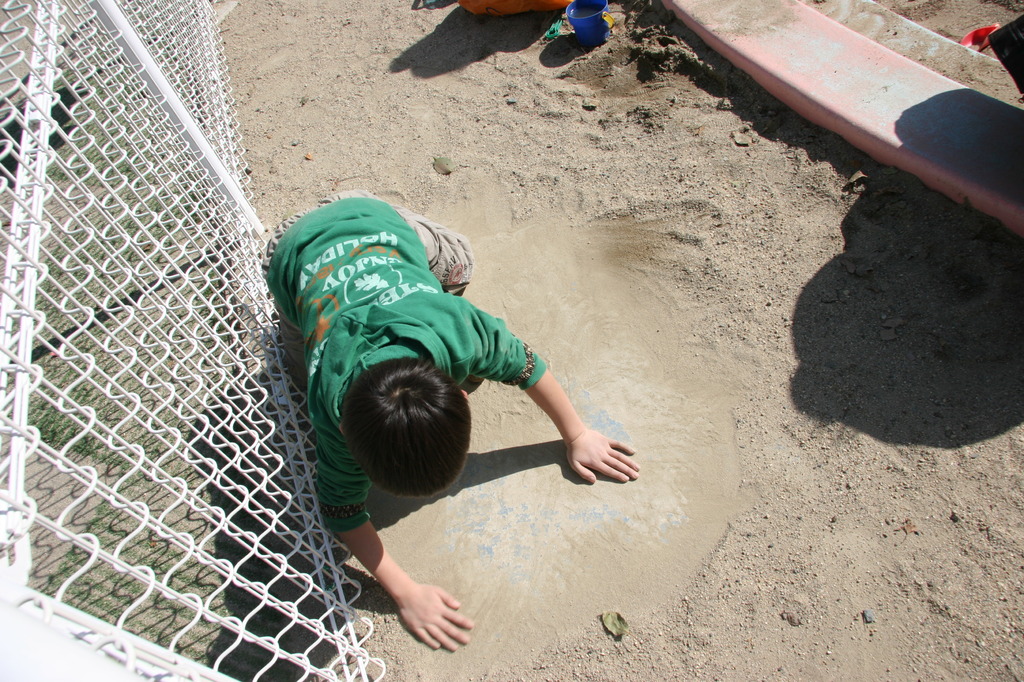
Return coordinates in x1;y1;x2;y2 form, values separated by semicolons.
960;24;1000;51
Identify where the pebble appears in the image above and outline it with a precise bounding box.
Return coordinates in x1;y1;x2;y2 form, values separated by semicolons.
862;609;876;624
732;131;753;147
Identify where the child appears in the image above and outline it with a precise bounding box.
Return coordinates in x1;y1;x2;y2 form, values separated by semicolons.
265;191;639;651
990;15;1024;94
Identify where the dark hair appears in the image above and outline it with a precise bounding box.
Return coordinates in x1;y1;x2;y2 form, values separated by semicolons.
341;357;471;497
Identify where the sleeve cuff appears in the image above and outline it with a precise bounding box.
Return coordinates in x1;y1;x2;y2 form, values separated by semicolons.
320;503;371;533
512;344;547;390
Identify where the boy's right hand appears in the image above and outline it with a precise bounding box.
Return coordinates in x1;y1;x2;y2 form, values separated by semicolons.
395;582;474;651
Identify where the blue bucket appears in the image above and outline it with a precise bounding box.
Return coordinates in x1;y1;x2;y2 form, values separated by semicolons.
566;0;612;47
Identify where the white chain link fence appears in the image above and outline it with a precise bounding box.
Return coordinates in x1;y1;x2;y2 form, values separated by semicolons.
0;0;384;679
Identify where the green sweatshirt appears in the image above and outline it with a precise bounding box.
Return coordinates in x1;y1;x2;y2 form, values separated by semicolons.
266;198;546;531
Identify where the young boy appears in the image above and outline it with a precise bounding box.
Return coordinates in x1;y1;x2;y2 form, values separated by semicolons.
265;191;639;651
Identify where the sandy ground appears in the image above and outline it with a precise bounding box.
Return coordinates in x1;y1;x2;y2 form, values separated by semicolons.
219;0;1024;679
874;0;1021;48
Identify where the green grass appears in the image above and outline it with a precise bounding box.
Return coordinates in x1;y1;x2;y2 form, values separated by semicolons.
22;68;254;657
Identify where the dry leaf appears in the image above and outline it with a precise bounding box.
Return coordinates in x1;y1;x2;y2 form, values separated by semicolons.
601;611;629;637
898;519;919;535
433;156;455;175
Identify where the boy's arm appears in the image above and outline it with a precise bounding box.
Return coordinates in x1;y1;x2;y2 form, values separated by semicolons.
524;369;639;482
338;521;474;650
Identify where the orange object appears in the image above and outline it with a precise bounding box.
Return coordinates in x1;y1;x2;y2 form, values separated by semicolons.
960;24;1000;51
458;0;570;15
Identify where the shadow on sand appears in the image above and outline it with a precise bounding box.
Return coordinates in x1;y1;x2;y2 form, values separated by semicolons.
789;186;1024;447
366;439;578;530
390;7;558;77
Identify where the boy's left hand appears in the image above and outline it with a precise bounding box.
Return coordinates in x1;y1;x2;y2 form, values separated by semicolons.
565;429;639;483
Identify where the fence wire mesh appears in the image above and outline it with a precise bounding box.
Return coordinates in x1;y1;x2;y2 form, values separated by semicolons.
0;0;384;679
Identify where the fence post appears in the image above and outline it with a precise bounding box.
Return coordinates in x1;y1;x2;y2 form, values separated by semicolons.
0;0;62;584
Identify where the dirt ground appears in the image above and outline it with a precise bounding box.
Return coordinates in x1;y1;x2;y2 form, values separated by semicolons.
219;0;1024;679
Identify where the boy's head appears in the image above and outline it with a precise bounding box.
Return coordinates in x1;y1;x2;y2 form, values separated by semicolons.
342;357;471;497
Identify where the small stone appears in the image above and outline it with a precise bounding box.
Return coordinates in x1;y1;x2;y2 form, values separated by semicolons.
290;140;300;146
950;511;962;523
862;609;876;624
582;99;598;111
506;97;517;105
732;131;753;146
781;611;801;626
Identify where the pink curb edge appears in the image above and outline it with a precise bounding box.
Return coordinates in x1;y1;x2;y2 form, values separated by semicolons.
661;0;1024;236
